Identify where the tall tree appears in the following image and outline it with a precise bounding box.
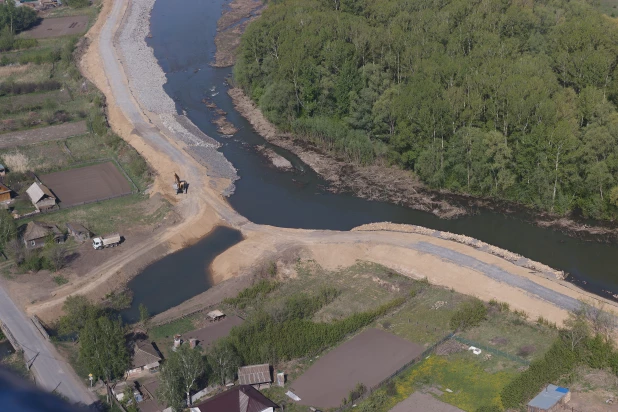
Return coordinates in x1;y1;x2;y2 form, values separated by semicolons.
158;344;206;411
79;315;129;385
208;339;240;386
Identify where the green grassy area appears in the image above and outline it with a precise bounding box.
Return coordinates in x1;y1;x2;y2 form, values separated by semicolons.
21;194;171;235
264;261;416;322
460;311;559;363
355;354;517;412
377;286;469;346
149;317;196;341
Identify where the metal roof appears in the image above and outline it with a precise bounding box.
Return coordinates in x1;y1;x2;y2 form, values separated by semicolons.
528;384;569;409
238;364;271;385
26;182;55;204
193;385;278;412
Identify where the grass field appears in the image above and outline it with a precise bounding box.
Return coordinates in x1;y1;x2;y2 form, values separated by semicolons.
21;194;171;235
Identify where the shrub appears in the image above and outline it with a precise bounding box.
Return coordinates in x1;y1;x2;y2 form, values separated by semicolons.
500;339;578;409
450;298;488;331
223;279;280;309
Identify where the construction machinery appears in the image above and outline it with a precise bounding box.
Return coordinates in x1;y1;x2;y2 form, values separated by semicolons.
173;173;188;194
92;233;122;250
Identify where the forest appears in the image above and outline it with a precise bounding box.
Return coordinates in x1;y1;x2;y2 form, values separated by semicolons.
235;0;618;218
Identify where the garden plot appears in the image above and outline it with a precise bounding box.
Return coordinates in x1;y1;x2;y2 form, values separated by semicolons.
290;328;423;409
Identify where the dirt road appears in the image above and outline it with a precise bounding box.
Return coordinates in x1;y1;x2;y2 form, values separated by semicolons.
26;0;618;332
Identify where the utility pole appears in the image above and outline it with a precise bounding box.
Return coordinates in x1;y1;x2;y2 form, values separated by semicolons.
26;352;39;370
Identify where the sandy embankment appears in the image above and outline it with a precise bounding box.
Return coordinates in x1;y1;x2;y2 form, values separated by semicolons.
31;0;618;330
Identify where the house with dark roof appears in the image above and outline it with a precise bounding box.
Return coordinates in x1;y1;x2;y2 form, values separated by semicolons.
26;182;57;211
189;385;278;412
127;341;162;378
23;221;64;249
238;364;272;390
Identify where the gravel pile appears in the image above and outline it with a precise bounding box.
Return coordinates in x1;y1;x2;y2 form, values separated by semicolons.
117;0;175;114
352;222;565;280
116;0;240;194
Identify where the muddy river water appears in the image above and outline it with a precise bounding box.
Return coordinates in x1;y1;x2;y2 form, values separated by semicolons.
125;0;618;320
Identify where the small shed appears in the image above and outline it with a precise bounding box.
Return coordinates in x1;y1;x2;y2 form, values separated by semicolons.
23;221;64;249
26;182;57;211
0;183;11;202
527;385;570;412
238;364;272;390
66;222;91;243
207;310;225;322
127;341;162;377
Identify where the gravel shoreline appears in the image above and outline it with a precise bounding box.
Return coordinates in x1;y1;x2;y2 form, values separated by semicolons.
115;0;239;191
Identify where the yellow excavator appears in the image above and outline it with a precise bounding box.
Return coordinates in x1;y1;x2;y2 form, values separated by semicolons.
173;173;188;194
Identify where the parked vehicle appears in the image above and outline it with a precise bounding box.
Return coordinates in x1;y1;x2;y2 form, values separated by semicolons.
92;233;122;250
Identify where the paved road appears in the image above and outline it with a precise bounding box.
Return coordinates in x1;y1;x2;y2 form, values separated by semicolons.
0;286;94;405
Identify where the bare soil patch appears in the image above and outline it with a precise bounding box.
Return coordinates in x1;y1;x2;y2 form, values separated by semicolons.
0;121;87;149
212;0;263;67
182;315;244;349
390;391;464;412
291;328;424;409
40;161;132;206
24;16;89;39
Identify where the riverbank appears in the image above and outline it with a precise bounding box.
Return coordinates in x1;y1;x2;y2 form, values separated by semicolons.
28;0;618;334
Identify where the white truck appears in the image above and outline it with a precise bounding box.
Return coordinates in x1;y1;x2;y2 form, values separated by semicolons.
92;233;122;250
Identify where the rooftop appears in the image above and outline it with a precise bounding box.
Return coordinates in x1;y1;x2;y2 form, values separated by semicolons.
66;222;89;234
238;364;271;386
192;385;278;412
23;221;61;242
131;341;162;369
26;182;55;204
528;384;569;409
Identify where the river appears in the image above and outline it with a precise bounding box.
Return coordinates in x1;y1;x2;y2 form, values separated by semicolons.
124;0;618;320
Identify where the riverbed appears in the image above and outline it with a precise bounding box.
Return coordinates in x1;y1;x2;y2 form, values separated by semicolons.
123;0;618;318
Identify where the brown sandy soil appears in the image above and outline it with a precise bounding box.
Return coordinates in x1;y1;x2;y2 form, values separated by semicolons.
227;87;466;219
24;16;89;39
212;0;263;67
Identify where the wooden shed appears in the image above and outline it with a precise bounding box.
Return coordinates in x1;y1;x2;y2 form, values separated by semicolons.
26;182;57;211
238;364;272;390
66;222;91;243
0;183;11;203
23;221;64;249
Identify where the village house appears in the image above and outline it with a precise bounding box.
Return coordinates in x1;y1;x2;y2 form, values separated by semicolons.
23;221;64;249
26;182;57;211
66;222;91;243
190;385;279;412
238;364;272;390
0;183;11;203
527;384;570;412
127;341;162;378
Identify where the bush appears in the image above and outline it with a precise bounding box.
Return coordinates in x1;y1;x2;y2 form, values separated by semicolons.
223;279;280;309
0;80;62;96
450;298;488;331
228;296;404;364
500;339;578;409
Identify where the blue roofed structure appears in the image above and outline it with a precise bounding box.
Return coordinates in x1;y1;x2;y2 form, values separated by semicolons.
527;384;570;412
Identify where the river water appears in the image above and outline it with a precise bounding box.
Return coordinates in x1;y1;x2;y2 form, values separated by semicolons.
125;0;618;319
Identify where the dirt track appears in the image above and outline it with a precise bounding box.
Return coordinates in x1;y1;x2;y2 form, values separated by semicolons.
25;0;618;332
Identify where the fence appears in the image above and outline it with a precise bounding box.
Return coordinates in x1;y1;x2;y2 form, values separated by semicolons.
452;336;530;365
30;315;50;341
333;332;454;412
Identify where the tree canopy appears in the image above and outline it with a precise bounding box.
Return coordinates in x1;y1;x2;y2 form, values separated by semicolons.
79;315;129;383
158;344;206;411
0;1;38;33
235;0;618;218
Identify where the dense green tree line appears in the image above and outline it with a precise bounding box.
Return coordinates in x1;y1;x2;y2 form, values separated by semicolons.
235;0;618;218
